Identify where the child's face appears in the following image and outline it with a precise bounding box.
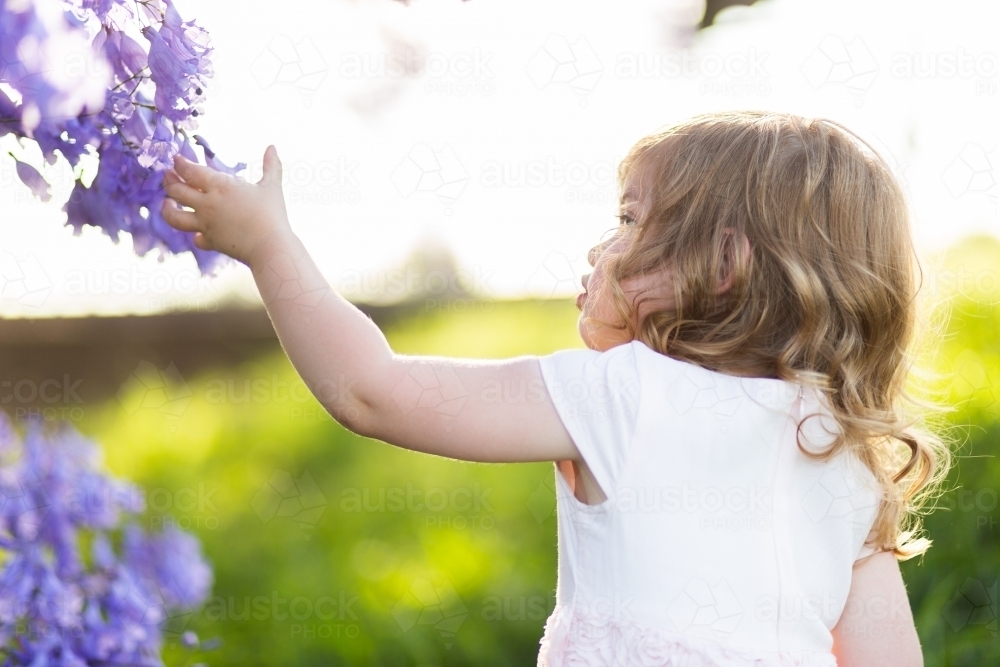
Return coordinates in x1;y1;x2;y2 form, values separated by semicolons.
576;170;677;352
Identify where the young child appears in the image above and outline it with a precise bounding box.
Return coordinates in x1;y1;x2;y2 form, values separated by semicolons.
161;110;946;666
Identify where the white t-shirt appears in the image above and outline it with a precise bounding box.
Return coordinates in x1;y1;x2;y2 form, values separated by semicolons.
535;340;882;667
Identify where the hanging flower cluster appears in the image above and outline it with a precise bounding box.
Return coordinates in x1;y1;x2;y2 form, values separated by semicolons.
0;414;214;666
0;0;243;273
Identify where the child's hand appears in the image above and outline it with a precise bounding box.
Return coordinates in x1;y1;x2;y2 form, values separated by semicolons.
161;145;291;265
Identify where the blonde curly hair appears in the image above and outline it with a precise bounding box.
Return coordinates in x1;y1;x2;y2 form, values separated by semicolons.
587;110;954;560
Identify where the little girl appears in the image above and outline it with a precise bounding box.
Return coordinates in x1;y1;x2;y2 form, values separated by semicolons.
161;110;946;666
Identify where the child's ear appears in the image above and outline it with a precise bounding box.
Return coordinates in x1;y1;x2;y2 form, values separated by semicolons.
715;227;751;295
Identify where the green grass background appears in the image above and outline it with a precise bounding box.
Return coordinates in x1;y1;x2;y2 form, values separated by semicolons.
72;236;1000;666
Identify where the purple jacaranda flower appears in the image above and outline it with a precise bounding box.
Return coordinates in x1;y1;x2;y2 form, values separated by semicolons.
194;135;246;177
98;27;149;81
123;523;213;609
30;113;103;167
0;554;35;623
159;0;213;80
9;153;52;202
64;175;124;239
0;0;108;130
0;413;213;666
143;23;201;119
107;89;135;120
4;0;240;274
0;86;21;138
138;114;178;169
121;99;156;147
79;0;118;26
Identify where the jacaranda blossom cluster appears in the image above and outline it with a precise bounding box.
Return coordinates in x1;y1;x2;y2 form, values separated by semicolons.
0;0;244;273
0;413;214;666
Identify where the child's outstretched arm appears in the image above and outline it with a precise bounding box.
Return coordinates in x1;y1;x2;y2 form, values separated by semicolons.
161;147;580;464
830;551;924;667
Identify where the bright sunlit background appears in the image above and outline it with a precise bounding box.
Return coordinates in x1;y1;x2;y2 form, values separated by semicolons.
2;2;999;666
0;0;996;316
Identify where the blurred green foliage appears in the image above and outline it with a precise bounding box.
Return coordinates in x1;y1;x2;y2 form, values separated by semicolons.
903;236;1000;666
80;299;581;667
73;237;999;666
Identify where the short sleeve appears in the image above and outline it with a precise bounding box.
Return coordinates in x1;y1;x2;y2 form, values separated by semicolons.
536;341;641;496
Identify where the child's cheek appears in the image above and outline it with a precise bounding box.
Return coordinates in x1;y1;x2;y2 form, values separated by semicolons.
579;290;633;351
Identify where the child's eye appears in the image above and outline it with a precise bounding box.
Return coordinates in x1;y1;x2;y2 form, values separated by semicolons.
617;214;636;226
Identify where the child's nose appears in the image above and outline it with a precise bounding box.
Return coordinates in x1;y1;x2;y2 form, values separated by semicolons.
581;273;591;291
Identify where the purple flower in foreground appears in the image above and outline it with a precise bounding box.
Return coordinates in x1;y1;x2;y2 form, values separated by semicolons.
124;523;213;609
0;412;214;667
0;0;107;130
139;114;179;168
2;0;241;274
9;153;51;202
194;135;246;177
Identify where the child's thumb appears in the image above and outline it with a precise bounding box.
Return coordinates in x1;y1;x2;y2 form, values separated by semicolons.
260;144;282;185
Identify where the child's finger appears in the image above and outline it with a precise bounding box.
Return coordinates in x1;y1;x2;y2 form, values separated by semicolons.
193;232;211;251
172;154;218;192
163;169;196;189
163;173;205;209
258;145;282;187
161;198;202;232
